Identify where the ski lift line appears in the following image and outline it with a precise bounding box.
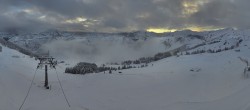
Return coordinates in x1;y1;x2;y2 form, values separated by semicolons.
19;69;38;110
54;69;71;108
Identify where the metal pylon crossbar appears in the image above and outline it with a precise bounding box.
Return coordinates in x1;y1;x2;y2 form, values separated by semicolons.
37;56;57;89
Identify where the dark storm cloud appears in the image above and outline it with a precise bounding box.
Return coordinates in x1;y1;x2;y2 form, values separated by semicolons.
0;0;58;31
189;0;250;29
0;0;249;32
0;9;52;32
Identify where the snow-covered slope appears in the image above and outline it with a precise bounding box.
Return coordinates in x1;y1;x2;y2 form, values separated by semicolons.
2;28;249;64
1;29;250;110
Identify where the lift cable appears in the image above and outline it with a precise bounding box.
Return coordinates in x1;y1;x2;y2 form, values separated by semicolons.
19;69;38;110
54;69;71;107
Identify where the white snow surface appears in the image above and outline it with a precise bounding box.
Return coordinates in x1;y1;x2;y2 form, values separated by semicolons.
1;29;250;110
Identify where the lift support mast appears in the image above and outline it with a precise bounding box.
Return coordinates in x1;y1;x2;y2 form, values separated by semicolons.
37;56;56;89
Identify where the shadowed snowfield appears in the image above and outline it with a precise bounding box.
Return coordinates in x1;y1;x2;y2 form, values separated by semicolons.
1;37;250;110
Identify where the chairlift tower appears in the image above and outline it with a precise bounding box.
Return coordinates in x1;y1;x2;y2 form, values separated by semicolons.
37;55;57;89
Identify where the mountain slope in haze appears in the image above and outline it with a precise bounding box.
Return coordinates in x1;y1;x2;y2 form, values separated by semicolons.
1;28;249;65
0;28;240;53
1;29;250;110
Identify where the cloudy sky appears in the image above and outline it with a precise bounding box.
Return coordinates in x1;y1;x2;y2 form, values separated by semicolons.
0;0;249;33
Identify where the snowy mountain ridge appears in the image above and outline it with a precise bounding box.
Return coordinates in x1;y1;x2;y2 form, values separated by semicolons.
1;28;250;64
1;28;249;65
1;29;250;109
